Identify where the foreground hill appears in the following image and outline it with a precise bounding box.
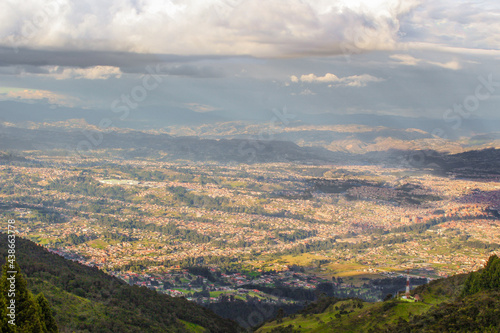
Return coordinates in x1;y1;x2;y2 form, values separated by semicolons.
0;234;241;332
257;255;500;332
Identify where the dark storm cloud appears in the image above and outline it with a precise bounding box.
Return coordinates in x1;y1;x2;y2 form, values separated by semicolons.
0;46;235;78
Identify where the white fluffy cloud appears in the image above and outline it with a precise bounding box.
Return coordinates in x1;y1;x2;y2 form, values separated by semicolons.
0;0;413;57
390;54;461;70
45;66;122;80
0;88;80;107
1;0;498;58
290;73;383;87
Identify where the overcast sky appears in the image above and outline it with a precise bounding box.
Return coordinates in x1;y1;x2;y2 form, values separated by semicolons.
0;0;499;124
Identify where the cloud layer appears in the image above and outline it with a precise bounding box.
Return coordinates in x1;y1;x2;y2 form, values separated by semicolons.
0;0;499;122
290;73;384;87
0;88;79;107
1;0;498;58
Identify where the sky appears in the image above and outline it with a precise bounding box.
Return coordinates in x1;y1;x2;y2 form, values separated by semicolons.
0;0;499;127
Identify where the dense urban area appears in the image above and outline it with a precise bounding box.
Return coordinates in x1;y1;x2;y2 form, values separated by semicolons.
1;151;499;317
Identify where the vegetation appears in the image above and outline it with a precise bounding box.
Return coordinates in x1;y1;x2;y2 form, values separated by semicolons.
257;255;500;333
461;254;500;296
386;256;500;332
47;176;137;202
0;234;242;332
0;260;58;332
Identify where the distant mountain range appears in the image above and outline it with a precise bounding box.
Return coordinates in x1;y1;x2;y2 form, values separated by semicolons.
1;120;500;174
2;99;500;136
0;123;341;163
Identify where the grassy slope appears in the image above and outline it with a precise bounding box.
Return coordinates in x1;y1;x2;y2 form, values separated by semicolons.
257;273;469;332
258;300;433;332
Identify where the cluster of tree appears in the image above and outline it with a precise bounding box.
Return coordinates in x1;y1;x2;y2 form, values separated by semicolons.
234;222;271;230
336;236;408;251
461;240;500;252
167;186;310;220
275;233;416;256
118;255;243;274
287;265;305;273
392;216;446;233
273;230;317;242
46;176;137;202
95;216;211;243
280;238;338;256
367;276;427;299
294;296;357;316
15;197;68;210
154;223;211;243
125;169;168;181
346;193;441;205
211;239;228;248
101;231;135;242
208;301;302;330
174;256;247;273
269;190;313;200
29;208;66;224
0;261;58;332
239;285;316;301
315;282;336;297
198;175;220;185
227;240;253;248
65;231;135;246
116;259;160;273
185;267;217;282
118;165;216;183
190;289;210;298
309;178;380;194
462;255;500;296
0;183;15;195
65;233;97;245
392;213;498;234
167;186;250;212
0;204;67;223
84;200;120;214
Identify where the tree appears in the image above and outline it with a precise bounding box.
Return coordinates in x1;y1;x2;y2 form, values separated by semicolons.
0;281;14;333
462;255;500;296
36;293;59;333
1;261;43;332
0;260;58;332
276;308;285;324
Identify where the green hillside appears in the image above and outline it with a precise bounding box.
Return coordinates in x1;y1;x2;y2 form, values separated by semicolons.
257;255;500;333
0;234;242;332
